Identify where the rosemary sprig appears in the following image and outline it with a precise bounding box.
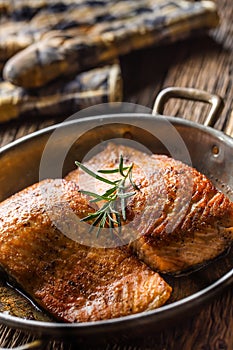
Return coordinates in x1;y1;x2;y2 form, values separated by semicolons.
75;155;139;237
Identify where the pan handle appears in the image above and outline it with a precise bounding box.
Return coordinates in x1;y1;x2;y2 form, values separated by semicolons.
152;87;224;127
0;340;42;350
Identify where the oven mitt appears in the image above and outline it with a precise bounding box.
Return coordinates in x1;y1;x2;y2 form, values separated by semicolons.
0;63;122;122
0;0;219;88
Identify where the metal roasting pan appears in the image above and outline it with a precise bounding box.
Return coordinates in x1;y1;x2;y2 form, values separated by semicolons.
0;87;232;349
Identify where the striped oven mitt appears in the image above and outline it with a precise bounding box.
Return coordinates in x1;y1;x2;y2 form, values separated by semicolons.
0;0;218;122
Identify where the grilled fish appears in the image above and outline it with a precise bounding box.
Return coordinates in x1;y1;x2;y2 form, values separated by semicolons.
0;178;171;322
2;0;219;88
66;143;233;274
0;63;122;122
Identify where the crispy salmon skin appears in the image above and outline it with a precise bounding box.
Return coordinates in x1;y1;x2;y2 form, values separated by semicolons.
0;178;171;322
66;143;233;274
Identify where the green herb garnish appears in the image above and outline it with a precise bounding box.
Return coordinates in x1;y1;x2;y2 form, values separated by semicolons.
75;155;139;237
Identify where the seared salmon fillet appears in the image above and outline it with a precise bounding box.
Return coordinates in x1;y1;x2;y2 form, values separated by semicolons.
0;178;171;322
66;143;233;274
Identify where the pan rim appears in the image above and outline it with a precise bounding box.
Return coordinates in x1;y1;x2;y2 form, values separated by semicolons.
1;113;233;154
0;113;232;335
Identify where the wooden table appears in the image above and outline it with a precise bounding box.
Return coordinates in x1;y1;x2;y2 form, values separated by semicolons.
0;0;232;348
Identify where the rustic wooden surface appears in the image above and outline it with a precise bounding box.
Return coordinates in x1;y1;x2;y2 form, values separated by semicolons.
0;0;232;349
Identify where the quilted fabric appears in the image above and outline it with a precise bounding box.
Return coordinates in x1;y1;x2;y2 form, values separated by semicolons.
0;0;219;88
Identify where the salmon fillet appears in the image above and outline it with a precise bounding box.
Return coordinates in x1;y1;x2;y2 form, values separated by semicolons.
0;178;171;322
66;143;233;274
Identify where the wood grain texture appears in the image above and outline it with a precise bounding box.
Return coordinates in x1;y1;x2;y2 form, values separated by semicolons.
0;0;232;349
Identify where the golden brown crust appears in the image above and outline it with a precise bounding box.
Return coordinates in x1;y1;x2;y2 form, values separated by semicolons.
0;178;171;322
66;143;233;274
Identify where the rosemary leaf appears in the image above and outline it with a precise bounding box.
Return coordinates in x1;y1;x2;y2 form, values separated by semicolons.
75;154;140;237
118;191;135;199
107;213;118;224
119;154;125;177
96;212;107;238
75;161;116;186
81;212;101;221
129;167;140;191
79;190;106;201
88;212;105;233
100;186;117;198
98;166;129;174
109;203;120;215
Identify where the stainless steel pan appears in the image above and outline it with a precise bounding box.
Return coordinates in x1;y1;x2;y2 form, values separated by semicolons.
0;87;232;348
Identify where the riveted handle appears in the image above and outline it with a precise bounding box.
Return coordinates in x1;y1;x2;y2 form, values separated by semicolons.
0;340;42;350
152;87;224;127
